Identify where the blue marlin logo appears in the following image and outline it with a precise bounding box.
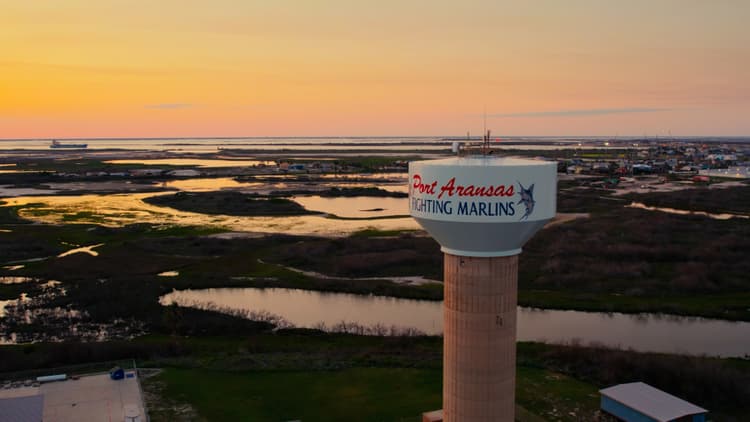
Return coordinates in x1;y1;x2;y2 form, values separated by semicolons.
517;182;535;220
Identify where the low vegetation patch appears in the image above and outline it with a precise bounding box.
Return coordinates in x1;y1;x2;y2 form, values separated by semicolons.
521;207;750;296
265;233;442;280
624;184;750;215
143;191;317;216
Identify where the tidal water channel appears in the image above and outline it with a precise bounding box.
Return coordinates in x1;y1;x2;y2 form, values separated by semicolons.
161;287;750;357
2;174;416;235
3;193;418;236
3;169;750;355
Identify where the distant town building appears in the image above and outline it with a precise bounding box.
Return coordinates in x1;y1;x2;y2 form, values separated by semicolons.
632;164;653;174
167;169;202;177
699;166;749;179
129;169;164;177
706;154;737;162
692;175;710;183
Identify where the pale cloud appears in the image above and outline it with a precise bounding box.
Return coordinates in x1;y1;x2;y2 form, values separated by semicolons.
0;60;167;75
144;103;194;110
489;108;671;118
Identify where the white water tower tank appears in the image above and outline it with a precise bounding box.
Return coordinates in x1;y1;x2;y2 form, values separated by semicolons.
410;156;556;256
410;155;557;422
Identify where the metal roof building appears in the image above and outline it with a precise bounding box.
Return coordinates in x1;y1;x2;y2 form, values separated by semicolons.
600;382;708;422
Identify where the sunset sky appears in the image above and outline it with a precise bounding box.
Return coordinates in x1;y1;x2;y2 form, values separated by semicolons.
2;1;748;138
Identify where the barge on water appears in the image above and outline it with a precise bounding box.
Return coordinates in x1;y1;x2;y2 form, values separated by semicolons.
50;140;88;149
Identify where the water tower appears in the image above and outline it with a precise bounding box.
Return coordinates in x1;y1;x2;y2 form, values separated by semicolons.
410;152;556;422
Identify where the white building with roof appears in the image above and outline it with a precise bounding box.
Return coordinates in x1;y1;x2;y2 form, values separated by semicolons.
600;382;707;422
699;166;749;179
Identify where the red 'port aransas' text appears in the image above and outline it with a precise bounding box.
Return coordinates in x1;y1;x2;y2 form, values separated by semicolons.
412;175;515;199
411;174;437;194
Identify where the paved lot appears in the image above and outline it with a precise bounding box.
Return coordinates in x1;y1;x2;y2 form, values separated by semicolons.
0;372;146;422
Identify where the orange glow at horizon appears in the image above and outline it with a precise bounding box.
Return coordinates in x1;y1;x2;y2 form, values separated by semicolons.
2;1;749;138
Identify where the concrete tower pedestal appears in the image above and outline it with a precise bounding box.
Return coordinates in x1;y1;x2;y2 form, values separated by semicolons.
443;254;518;422
409;155;556;422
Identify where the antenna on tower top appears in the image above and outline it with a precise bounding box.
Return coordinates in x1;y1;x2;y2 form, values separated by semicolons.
482;106;491;154
483;105;487;138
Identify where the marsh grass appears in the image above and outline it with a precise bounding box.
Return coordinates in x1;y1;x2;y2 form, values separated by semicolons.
144;191;318;216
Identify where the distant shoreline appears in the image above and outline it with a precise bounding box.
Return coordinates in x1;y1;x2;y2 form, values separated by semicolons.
1;135;749;142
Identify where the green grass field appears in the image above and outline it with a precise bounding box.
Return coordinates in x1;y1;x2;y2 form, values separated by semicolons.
147;365;600;421
152;367;442;422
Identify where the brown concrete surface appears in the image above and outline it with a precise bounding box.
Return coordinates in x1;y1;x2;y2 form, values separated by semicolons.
423;406;545;422
0;372;146;422
422;409;444;421
443;254;518;422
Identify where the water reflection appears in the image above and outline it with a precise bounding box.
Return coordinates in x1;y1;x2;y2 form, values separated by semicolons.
161;287;750;357
0;282;145;343
0;186;60;196
0;300;14;318
628;202;750;220
161;287;442;335
3;194;419;236
292;196;408;218
162;177;263;192
0;293;29;318
277;263;438;286
58;243;104;258
105;158;275;167
0;276;36;284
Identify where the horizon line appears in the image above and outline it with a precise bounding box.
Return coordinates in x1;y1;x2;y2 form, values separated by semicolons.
2;134;750;142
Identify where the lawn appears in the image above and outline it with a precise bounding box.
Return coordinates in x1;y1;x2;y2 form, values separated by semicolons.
149;365;601;421
152;367;442;422
3;335;745;419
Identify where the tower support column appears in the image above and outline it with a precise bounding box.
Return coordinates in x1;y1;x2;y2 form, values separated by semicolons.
443;253;518;422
